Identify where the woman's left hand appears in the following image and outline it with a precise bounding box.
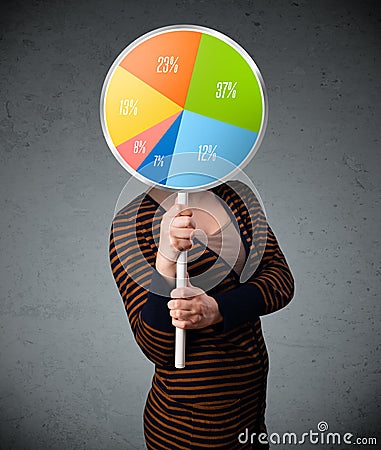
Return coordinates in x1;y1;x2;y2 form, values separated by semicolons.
168;276;223;329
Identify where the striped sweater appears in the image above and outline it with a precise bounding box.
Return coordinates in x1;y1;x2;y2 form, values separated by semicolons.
109;180;295;449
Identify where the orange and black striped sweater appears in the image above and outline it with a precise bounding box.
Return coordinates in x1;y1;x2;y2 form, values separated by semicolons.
109;180;295;449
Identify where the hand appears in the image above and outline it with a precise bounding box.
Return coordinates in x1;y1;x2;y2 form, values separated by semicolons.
156;200;196;278
167;275;223;330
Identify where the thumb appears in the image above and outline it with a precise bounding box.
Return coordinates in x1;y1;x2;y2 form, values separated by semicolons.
186;272;192;287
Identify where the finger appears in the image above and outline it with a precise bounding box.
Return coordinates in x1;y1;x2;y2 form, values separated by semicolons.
170;286;203;299
171;216;196;229
172;318;195;329
171;227;194;239
170;309;188;320
165;203;192;220
170;310;199;321
177;206;193;216
171;238;193;251
167;299;193;311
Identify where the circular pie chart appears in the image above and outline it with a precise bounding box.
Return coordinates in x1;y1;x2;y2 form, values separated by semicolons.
100;25;267;190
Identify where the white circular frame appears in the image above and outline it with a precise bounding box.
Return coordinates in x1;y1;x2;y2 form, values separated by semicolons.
100;24;268;192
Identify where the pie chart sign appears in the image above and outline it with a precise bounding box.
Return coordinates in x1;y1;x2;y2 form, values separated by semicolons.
100;25;268;190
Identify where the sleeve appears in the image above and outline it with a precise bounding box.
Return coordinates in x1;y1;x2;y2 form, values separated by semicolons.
213;225;295;332
109;207;175;366
212;181;295;332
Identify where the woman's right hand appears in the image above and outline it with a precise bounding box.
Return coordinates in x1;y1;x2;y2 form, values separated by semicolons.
156;201;196;278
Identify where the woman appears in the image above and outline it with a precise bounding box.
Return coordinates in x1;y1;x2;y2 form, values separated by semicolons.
109;180;294;449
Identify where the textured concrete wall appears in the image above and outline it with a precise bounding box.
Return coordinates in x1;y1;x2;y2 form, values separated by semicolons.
0;0;379;448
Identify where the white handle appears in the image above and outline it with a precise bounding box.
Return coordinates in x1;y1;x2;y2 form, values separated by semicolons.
175;192;188;369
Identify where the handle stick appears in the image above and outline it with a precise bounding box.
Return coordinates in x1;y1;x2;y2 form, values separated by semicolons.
175;192;188;369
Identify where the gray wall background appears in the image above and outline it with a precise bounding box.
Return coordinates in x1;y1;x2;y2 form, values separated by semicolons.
0;0;380;448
